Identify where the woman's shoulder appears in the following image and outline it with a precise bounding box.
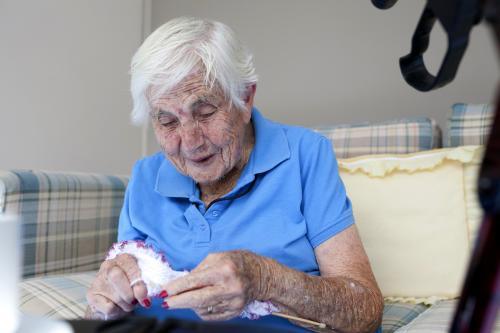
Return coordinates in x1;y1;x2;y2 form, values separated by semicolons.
129;152;166;184
279;122;331;154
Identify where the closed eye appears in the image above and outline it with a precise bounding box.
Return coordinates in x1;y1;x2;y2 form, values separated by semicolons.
195;103;218;120
158;116;178;128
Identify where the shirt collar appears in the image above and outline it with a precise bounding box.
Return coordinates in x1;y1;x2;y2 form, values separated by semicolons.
155;107;290;198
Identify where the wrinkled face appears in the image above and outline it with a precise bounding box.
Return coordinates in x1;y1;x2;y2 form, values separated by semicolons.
150;74;253;185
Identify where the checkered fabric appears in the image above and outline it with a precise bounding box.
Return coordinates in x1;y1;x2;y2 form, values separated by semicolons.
313;117;442;158
19;271;95;319
0;170;128;278
394;299;500;332
382;302;429;333
19;271;430;333
447;103;494;147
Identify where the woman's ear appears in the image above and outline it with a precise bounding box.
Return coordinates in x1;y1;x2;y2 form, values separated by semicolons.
243;84;257;111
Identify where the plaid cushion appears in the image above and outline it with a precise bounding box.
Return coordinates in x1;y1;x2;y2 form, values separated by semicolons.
313;117;442;158
0;170;128;278
19;271;95;319
382;302;429;333
394;299;500;332
21;272;429;331
447;103;494;147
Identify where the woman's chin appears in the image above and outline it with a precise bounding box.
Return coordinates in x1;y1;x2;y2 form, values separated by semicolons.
190;169;225;186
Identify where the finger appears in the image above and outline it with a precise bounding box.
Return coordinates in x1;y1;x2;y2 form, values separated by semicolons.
164;270;215;297
200;310;239;321
87;292;126;319
115;253;142;281
131;281;148;305
165;286;219;310
108;265;136;304
113;254;149;305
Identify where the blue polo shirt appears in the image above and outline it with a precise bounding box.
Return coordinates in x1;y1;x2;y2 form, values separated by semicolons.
119;108;355;331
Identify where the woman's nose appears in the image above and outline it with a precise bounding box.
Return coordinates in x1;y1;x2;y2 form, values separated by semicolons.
179;122;204;152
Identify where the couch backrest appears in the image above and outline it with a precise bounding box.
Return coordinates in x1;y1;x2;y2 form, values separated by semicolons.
313;117;442;158
0;170;128;278
447;103;494;147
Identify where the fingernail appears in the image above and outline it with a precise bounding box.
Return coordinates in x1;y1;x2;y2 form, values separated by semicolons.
131;299;138;305
143;298;151;307
159;290;168;298
161;301;169;309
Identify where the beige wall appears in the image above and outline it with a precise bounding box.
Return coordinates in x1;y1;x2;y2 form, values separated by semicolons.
147;0;498;154
1;1;496;171
0;0;145;174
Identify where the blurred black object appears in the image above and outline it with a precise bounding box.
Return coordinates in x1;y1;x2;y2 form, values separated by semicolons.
155;318;294;333
375;0;483;91
67;317;156;333
67;317;293;333
372;0;499;333
371;0;398;9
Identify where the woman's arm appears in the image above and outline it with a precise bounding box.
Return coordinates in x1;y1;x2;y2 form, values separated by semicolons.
258;225;383;332
163;225;383;333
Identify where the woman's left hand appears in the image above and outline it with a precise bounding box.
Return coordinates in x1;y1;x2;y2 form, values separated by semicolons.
161;250;265;320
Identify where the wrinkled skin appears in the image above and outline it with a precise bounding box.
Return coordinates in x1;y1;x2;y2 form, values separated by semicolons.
162;226;384;333
86;73;256;318
163;251;261;321
85;254;149;320
87;73;383;332
149;73;255;204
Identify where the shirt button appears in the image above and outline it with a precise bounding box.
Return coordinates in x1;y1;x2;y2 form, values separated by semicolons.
200;224;207;230
212;211;219;217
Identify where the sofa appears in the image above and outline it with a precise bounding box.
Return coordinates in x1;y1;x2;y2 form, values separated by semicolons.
1;103;497;332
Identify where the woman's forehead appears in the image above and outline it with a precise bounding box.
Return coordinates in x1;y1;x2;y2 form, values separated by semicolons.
150;73;225;106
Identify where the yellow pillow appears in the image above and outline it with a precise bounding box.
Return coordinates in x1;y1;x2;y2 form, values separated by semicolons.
338;146;483;304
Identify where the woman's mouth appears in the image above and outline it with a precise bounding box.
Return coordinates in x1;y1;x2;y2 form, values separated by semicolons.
189;154;215;165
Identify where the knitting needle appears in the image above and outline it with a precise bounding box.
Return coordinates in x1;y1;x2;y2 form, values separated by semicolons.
272;312;327;329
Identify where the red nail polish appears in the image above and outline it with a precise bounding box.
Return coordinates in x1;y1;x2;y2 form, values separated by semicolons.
143;298;151;307
159;290;168;298
161;301;169;309
131;299;138;305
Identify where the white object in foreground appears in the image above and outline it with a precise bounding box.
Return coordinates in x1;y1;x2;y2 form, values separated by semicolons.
0;214;21;333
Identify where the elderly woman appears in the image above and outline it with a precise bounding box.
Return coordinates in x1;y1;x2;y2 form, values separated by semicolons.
86;17;383;332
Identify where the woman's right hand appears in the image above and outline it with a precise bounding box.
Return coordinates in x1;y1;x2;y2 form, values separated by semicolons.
85;253;149;320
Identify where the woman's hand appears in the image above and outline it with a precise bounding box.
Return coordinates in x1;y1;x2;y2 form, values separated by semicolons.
161;250;264;321
85;253;149;320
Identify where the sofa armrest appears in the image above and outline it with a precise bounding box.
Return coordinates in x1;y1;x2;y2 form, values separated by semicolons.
0;170;128;278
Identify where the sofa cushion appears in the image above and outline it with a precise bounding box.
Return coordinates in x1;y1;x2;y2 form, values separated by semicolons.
0;170;128;278
382;302;429;333
447;103;494;147
20;271;428;333
313;117;442;158
394;299;500;332
19;271;95;319
338;146;483;303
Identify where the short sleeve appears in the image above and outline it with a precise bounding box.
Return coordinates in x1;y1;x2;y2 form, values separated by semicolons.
301;136;354;248
117;161;147;242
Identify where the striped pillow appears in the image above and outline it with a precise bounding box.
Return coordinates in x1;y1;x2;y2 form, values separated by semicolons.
447;103;494;147
0;170;128;278
313;117;442;158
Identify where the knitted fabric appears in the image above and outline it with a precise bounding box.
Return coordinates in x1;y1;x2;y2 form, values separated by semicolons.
106;241;278;319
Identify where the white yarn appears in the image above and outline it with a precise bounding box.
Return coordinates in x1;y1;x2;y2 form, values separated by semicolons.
106;241;278;319
107;241;188;296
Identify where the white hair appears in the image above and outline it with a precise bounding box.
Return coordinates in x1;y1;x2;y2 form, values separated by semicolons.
130;17;258;125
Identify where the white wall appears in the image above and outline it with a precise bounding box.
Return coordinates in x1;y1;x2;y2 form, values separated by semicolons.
1;1;496;170
0;0;145;174
147;0;498;154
